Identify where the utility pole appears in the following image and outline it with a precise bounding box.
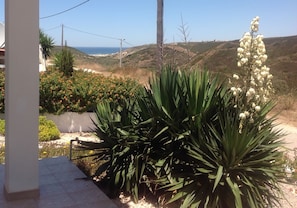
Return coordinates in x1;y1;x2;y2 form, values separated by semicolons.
157;0;164;73
61;24;64;48
119;38;125;68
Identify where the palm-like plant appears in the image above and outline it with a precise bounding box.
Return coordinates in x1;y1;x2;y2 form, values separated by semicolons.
39;30;54;60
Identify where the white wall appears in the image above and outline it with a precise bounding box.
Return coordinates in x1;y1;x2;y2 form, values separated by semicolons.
45;112;97;133
0;22;4;48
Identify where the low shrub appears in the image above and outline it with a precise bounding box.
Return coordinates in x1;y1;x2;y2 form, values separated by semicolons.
0;67;142;115
38;116;60;141
0;119;4;135
0;116;60;142
39;69;142;114
39;69;72;114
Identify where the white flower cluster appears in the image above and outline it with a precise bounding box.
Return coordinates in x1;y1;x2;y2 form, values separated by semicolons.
250;16;259;32
230;16;274;130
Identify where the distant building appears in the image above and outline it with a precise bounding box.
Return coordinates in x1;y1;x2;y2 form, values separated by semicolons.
0;22;4;48
0;22;46;71
0;22;4;69
0;48;4;69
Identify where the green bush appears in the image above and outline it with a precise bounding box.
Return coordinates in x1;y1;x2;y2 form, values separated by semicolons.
0;116;60;142
54;48;74;77
38;116;60;141
39;69;72;114
79;67;284;207
0;119;4;135
39;69;142;114
0;70;142;114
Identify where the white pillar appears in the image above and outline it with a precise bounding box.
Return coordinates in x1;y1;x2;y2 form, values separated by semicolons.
4;0;40;200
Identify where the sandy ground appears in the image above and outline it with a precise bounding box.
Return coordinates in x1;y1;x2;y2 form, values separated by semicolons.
269;102;297;208
272;122;297;208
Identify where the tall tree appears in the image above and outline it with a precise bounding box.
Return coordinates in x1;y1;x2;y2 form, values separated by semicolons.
157;0;164;72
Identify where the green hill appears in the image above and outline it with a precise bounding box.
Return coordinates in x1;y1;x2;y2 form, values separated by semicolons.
53;35;297;94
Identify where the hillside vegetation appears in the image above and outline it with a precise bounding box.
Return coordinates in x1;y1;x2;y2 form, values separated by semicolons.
52;35;297;94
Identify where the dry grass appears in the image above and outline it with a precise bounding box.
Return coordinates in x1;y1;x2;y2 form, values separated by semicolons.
74;61;106;72
272;95;297;127
111;66;153;85
275;94;296;111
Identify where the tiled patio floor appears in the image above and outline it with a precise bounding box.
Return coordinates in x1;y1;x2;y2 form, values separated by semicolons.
0;156;118;208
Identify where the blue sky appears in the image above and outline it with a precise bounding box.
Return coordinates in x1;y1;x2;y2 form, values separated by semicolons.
1;0;297;47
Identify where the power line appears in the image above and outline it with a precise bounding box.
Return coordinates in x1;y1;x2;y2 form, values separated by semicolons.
64;25;121;40
40;0;90;19
43;25;61;32
123;40;134;47
44;24;134;48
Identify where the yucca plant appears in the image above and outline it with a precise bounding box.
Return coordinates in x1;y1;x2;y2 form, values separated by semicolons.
165;98;284;208
77;67;219;201
144;67;284;207
160;17;285;207
79;67;237;202
141;68;227;187
77;91;157;201
79;66;284;207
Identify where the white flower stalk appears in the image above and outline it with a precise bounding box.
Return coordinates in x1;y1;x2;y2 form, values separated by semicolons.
233;74;239;80
250;16;260;32
230;16;274;131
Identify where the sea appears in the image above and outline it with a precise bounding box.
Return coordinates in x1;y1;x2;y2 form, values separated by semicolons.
74;47;128;55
